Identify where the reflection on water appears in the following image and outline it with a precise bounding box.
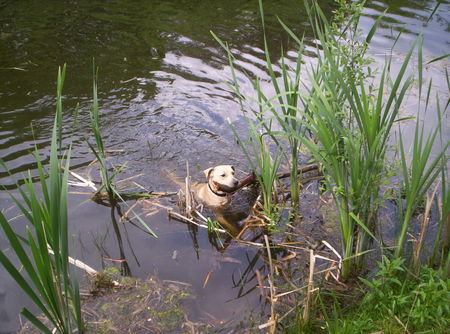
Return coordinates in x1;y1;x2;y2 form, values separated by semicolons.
0;0;449;331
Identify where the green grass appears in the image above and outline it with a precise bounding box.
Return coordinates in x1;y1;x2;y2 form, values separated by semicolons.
0;65;83;333
320;257;450;333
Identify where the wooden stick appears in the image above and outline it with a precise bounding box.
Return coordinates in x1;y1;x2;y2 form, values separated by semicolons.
47;247;120;286
67;169;97;191
276;163;320;179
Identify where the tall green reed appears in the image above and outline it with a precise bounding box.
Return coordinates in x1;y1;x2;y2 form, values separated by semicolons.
274;1;409;278
229;116;282;217
212;0;307;210
218;0;448;279
0;66;83;333
297;4;449;276
428;77;450;277
396;117;449;259
88;66;122;202
211;33;284;216
255;0;306;207
87;66;157;237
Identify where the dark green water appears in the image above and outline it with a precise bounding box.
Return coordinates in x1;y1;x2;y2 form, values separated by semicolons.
0;0;448;332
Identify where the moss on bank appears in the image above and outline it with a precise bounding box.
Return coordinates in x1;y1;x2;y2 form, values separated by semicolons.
19;269;211;334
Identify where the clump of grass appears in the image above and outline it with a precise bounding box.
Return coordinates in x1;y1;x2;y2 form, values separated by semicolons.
396;119;448;259
216;0;449;282
319;257;450;333
213;0;391;278
0;66;83;333
360;257;449;332
275;0;407;278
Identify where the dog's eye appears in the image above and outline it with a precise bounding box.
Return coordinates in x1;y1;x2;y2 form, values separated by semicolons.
221;174;226;177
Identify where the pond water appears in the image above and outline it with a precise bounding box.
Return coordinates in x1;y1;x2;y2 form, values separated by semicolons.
0;0;449;332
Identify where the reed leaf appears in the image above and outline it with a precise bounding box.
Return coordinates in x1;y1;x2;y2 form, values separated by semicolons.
0;66;83;333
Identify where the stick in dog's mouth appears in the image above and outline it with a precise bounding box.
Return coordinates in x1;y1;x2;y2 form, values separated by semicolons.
215;172;257;194
215;182;240;193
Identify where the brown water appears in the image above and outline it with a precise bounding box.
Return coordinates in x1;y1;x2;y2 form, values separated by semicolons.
0;0;449;332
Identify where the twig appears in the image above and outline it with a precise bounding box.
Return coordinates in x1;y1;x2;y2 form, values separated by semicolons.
168;210;226;233
412;184;439;272
67;169;97;191
120;77;137;84
47;247;119;286
273;284;309;298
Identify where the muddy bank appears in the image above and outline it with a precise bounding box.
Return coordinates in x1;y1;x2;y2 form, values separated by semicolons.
19;267;211;334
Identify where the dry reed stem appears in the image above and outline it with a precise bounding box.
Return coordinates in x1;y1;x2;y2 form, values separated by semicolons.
185;161;194;217
303;249;316;323
258;320;276;330
66;168;97;191
120;201;139;222
255;269;266;298
115;173;144;184
263;234;277;334
321;240;342;280
413;185;439;272
273;284;309;298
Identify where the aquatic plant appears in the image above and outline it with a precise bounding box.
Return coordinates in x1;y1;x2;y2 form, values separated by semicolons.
229;117;283;217
212;0;304;212
317;257;450;333
396;116;448;259
217;0;449;280
88;66;157;237
88;66;124;202
298;2;418;278
0;66;83;333
401;70;450;270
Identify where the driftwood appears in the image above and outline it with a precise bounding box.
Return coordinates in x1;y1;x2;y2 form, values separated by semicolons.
229;163;321;193
276;163;320;179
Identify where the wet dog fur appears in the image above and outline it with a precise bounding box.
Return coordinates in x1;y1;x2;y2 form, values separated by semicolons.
192;165;239;208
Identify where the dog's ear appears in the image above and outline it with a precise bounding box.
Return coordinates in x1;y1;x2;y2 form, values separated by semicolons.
203;167;214;179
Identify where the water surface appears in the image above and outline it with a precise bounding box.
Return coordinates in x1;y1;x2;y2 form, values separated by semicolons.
0;0;449;332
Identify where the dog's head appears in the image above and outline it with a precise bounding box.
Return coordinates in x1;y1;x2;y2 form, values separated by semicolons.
204;165;239;195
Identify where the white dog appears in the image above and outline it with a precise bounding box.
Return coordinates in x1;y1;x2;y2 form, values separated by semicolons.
193;165;239;208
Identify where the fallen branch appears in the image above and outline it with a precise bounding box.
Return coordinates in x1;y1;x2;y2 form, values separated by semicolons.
276;163;320;179
48;247;120;286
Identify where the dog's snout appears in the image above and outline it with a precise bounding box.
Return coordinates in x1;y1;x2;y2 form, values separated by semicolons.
233;180;239;187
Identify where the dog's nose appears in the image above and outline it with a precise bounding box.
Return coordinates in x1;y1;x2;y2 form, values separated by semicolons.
234;180;239;187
